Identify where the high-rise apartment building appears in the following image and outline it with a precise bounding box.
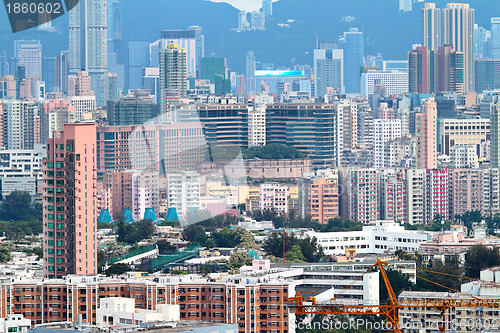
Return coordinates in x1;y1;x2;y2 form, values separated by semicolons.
442;3;475;92
484;168;500;218
408;46;438;94
309;176;339;224
373;119;402;168
166;171;200;220
339;28;364;94
422;3;441;51
1;100;38;150
449;169;484;218
260;183;288;213
313;49;343;97
160;27;204;77
344;169;380;224
68;0;108;74
406;168;425;224
159;44;187;114
415;98;437;169
381;169;407;223
55;50;69;93
43;123;97;278
491;101;500;167
248;105;266;147
424;168;449;223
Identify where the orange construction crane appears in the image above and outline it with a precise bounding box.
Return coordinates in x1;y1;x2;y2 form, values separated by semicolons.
286;259;500;332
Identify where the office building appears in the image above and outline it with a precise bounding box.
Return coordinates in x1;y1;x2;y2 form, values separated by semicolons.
415;98;437;169
360;70;408;96
127;41;150;90
437;118;489;157
437;44;464;93
245;51;256;95
474;24;490;59
14;40;42;79
408;46;438;94
55;51;69;93
68;96;97;120
442;3;475;92
159;44;187;114
200;56;230;95
399;0;411;12
107;98;160;125
475;59;500;92
491;18;500;59
177;103;248;148
422;3;441;51
250;11;266;30
262;0;272;17
43;123;97;278
373;119;402;168
266;104;342;168
313;48;343;97
339;28;364;94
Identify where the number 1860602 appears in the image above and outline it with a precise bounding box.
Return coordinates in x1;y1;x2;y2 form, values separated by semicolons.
6;1;61;14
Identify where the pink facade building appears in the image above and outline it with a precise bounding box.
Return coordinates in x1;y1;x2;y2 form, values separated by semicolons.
424;168;449;223
449;169;484;219
347;169;381;224
260;183;288;213
415;98;438;169
43;123;97;278
310;177;339;224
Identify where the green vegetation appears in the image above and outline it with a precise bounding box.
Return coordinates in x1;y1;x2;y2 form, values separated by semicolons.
464;245;500;278
182;224;257;249
156;240;177;254
105;263;132;276
0;243;14;263
116;219;156;244
0;192;43;239
242;144;307;160
97;222;114;229
262;232;324;263
228;252;253;273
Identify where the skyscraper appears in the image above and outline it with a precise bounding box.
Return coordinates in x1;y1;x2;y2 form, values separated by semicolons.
415;98;438;169
126;41;150;90
442;3;475;92
43;123;97;278
68;0;108;74
339;28;364;94
55;51;69;93
491;18;500;59
14;40;42;79
408;46;438;94
475;24;491;59
313;48;344;97
373;119;402;168
422;3;441;51
399;0;411;12
245;51;256;95
262;0;272;17
437;44;464;93
159;43;187;114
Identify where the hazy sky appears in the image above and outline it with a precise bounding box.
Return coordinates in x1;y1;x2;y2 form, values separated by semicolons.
209;0;276;12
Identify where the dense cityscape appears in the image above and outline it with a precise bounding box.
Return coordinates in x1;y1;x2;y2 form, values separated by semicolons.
1;0;500;332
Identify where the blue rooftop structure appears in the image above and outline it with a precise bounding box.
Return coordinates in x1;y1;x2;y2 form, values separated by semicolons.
144;208;157;222
123;209;134;223
166;207;179;221
97;209;112;223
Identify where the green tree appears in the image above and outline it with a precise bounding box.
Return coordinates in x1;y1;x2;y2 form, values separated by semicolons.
464;245;500;278
0;243;14;263
262;232;324;262
212;227;242;247
0;191;36;221
116;219;156;244
105;263;132;276
285;245;306;262
379;268;415;303
157;240;176;254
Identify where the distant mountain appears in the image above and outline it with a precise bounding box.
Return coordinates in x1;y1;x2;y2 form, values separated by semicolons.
0;0;497;75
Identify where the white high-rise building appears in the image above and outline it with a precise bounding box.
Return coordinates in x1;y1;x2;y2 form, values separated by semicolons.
68;96;97;120
373;119;402;168
248;105;266;147
1;100;38;150
132;170;160;221
406;168;425;225
166;171;200;220
399;0;412;12
314;49;344;97
260;183;288;213
14;40;42;79
450;145;477;168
